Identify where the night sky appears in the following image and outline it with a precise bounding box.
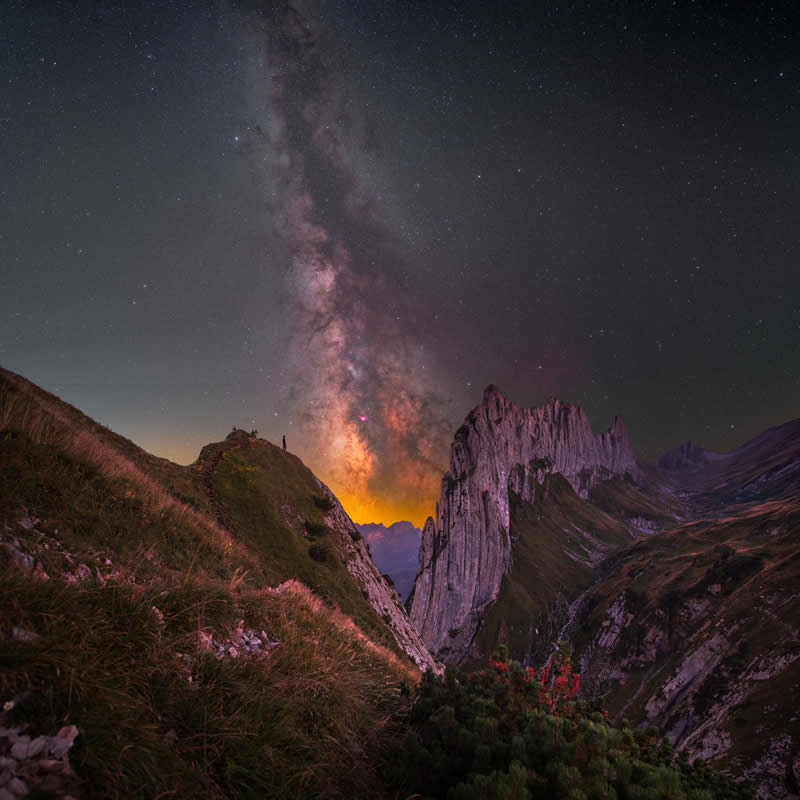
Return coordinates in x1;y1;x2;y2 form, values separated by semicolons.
2;1;799;526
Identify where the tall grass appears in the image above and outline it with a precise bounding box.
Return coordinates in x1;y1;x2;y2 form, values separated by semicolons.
0;558;418;799
2;373;222;526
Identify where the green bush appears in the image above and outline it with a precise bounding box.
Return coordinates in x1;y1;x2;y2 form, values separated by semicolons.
312;495;335;512
304;520;329;538
390;651;753;799
308;543;328;562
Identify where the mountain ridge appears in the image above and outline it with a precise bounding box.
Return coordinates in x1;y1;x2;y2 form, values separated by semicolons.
354;520;420;601
0;365;438;672
407;382;800;797
1;365;445;797
409;384;641;658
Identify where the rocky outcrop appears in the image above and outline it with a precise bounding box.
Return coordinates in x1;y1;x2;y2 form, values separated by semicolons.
315;479;442;675
409;385;638;658
575;583;800;798
195;621;281;662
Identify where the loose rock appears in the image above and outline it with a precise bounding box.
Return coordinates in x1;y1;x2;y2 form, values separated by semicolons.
197;624;280;661
10;629;38;644
0;721;81;797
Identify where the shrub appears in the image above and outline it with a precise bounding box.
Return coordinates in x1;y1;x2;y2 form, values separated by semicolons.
312;495;335;512
390;649;753;799
304;520;328;538
308;543;328;562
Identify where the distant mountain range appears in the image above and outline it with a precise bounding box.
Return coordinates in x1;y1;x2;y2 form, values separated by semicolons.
354;521;420;601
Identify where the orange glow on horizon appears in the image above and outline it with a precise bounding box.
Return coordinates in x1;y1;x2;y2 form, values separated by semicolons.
334;488;436;530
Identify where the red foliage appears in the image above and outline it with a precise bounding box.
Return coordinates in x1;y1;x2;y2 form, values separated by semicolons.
486;649;582;715
544;654;581;702
539;661;551;686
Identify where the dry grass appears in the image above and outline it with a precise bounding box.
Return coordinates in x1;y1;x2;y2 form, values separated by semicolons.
1;366;410;655
0;559;419;799
0;369;243;565
273;580;420;685
0;366;423;797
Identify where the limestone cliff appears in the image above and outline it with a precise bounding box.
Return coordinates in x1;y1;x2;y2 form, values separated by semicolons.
409;385;638;657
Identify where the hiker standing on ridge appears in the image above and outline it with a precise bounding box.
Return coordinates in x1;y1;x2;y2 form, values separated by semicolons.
282;435;286;451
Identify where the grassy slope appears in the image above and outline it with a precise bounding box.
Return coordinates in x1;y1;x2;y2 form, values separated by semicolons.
589;468;684;527
0;563;416;799
0;367;396;650
205;436;400;653
0;366;417;798
474;475;632;664
0;367;210;513
0;429;245;583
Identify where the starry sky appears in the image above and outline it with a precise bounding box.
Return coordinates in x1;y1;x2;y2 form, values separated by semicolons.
2;1;799;527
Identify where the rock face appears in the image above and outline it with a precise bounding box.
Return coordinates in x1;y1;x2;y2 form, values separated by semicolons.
409;385;638;657
567;487;800;798
315;480;442;675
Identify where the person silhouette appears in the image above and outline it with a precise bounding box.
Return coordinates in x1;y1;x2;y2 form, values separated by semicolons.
282;434;286;451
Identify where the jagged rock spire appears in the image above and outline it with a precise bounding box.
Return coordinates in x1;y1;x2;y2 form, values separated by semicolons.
409;386;637;659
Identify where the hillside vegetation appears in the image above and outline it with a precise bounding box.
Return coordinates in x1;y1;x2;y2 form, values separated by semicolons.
394;648;752;799
0;367;417;798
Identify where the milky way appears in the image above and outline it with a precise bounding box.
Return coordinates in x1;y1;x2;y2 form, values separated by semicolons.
237;3;451;521
2;1;798;527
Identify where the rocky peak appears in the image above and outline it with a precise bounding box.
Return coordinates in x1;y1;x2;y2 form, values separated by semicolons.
409;386;638;659
658;440;715;471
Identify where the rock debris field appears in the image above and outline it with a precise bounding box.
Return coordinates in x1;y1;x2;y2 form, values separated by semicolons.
0;720;80;799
